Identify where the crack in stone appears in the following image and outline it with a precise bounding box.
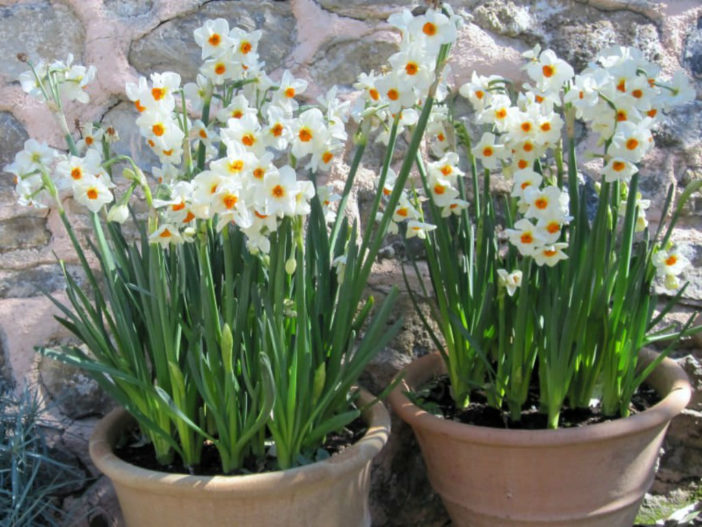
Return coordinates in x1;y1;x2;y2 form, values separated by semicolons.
572;0;660;23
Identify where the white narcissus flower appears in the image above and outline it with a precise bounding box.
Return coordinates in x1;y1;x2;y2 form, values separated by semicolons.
505;218;545;256
56;149;103;189
221;113;263;154
497;269;523;297
536;211;567;245
19;61;48;99
125;76;150;114
476;93;512;131
192;170;227;219
193;18;233;59
459;71;502;112
441;198;469;218
522;185;569;221
149;224;183;248
427;152;464;182
407;8;458;53
76;122;104;153
375;71;416;114
259;165;299;217
317;185;342;223
392;194;420;223
290;108;329;160
653;247;690;279
609;120;653;163
6;139;58;177
262;105;292;151
293;180;316;216
217;94;256;123
273;70;308;111
183;74;211;114
146;71;181;112
524;49;574;94
230;28;262;65
73;176;113;213
428;175;459;207
511;169;543;199
201;50;241;85
563;72;604;119
603;157;637;183
406;220;436;239
533;243;569;267
472;132;505;171
388;47;434;92
656;70;695;108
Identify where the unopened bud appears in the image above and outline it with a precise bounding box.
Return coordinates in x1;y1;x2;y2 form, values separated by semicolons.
107;204;129;224
17;53;28;63
285;257;297;275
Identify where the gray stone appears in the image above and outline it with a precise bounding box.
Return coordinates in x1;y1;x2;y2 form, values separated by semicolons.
678;355;702;412
637;486;702;526
39;352;114;419
0;1;85;79
103;0;154;18
0;112;29;192
472;1;536;38
0;263;85;298
0;327;11;386
543;11;662;71
316;0;415;20
683;15;702;79
63;475;124;527
370;416;449;527
129;1;296;82
666;238;702;302
656;409;702;487
311;36;399;91
655;101;702;151
0;215;50;252
468;0;662;71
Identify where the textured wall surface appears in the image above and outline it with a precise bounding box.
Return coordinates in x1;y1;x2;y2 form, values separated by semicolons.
0;0;700;525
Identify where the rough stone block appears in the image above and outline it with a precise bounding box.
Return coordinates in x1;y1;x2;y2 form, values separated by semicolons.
129;0;297;82
0;1;84;79
0;215;50;252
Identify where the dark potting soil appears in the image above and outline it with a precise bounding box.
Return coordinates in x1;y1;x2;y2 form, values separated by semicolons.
113;416;367;477
411;375;661;430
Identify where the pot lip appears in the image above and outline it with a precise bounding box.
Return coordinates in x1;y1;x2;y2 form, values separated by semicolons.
388;350;691;447
89;388;390;495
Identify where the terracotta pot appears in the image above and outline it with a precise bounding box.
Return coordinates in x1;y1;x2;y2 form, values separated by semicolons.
388;350;691;527
90;390;390;527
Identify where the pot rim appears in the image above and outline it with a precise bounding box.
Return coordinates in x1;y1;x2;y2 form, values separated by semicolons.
388;349;691;447
90;388;390;496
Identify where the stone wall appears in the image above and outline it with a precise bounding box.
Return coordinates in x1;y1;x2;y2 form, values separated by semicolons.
0;0;700;525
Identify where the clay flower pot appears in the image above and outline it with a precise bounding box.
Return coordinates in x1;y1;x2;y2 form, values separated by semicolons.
90;390;390;527
388;350;691;527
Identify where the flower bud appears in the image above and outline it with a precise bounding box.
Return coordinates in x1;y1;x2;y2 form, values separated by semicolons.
285;257;297;275
107;204;129;224
664;273;680;291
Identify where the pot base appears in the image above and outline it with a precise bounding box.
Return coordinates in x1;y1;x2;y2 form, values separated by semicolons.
389;350;691;527
90;391;390;527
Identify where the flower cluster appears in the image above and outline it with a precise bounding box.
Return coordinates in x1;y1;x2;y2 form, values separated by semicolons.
18;54;96;104
7;55;105;210
402;36;698;426
418;44;693;288
352;6;461;238
8;19;355;256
